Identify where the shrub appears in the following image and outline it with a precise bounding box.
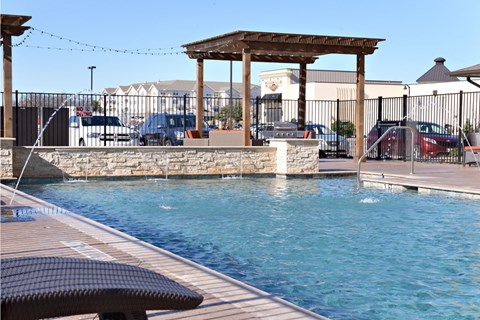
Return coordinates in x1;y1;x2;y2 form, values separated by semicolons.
463;118;474;134
332;120;355;137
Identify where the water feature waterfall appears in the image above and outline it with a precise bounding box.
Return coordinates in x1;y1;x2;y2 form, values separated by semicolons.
145;151;169;181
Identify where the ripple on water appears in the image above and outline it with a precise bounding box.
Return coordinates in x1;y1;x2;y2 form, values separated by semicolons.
19;178;480;320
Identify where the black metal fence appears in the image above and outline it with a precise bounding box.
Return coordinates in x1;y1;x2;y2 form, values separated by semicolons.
1;90;479;164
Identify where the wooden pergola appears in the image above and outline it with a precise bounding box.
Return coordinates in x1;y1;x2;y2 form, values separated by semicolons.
1;14;31;138
182;30;384;158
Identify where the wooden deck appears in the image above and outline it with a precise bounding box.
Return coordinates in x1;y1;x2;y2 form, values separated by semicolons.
1;184;328;320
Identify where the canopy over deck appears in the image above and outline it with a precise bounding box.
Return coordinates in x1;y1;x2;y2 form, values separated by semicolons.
449;64;480;77
182;30;384;159
449;64;480;89
183;30;383;63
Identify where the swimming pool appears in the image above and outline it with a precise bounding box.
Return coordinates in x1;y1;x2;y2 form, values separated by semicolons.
20;178;480;320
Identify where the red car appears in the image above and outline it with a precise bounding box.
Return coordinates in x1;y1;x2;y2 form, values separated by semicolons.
367;121;461;159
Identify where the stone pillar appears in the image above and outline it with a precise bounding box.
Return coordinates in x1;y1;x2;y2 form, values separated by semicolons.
268;139;319;175
0;138;15;178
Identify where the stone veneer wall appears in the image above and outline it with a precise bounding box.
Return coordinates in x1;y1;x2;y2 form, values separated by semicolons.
9;146;277;179
1;139;320;179
0;138;15;178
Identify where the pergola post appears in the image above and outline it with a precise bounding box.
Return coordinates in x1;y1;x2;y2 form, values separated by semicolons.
298;62;307;130
1;14;31;139
355;54;365;162
242;48;251;146
196;59;204;133
2;34;13;138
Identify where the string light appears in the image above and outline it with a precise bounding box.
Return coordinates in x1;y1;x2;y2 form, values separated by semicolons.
10;27;184;56
22;44;184;56
11;28;33;47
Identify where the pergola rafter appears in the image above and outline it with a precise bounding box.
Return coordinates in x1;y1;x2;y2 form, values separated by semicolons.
182;30;384;159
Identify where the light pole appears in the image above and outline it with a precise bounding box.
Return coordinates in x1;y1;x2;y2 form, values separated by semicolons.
403;84;411;96
88;66;96;92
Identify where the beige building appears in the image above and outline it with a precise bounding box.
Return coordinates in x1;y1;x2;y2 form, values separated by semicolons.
260;68;404;101
260;58;480;101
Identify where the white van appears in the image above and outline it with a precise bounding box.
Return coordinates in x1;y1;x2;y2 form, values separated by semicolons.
69;115;141;146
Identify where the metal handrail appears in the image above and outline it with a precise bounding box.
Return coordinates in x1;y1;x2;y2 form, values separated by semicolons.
357;126;415;184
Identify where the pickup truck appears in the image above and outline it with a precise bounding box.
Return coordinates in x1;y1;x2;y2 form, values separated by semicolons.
69;114;141;146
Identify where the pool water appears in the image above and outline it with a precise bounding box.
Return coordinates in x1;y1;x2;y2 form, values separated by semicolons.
20;178;480;320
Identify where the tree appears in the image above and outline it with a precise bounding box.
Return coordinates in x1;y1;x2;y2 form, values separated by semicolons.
92;99;103;113
216;104;242;122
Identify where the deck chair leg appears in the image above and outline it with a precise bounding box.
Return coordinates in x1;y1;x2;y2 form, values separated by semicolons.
99;311;148;320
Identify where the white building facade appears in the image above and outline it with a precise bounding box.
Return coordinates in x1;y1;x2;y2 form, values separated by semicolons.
101;80;261;120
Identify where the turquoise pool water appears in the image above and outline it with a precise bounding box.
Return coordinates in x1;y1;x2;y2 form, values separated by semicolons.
20;178;480;320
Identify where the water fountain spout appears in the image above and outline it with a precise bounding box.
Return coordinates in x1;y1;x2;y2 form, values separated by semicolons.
165;152;169;180
10;92;84;204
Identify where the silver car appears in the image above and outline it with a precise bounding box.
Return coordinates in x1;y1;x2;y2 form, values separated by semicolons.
306;124;350;158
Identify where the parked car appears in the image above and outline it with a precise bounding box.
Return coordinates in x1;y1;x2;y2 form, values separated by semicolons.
140;113;209;146
367;120;461;159
305;123;350;158
250;123;268;140
69;115;141;146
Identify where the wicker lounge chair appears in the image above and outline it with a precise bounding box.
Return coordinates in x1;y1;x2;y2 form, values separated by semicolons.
1;256;203;320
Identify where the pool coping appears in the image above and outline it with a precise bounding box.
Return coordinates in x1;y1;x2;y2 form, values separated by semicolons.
360;175;480;200
3;165;479;201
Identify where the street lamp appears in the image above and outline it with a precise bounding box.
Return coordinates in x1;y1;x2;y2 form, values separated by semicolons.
88;66;96;92
403;84;411;96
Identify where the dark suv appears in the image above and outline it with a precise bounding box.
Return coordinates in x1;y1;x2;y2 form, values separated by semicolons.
140;113;196;146
140;113;211;146
367;121;461;159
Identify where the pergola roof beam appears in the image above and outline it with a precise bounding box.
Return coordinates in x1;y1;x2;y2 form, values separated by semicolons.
185;51;318;64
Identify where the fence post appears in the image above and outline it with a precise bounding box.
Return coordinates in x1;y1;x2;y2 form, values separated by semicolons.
336;99;340;158
402;95;408;160
103;94;107;146
377;96;383;159
183;94;187;134
255;96;259;140
458;90;463;164
15;90;19;146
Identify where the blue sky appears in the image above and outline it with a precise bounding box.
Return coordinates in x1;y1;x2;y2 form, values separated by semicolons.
2;0;479;93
